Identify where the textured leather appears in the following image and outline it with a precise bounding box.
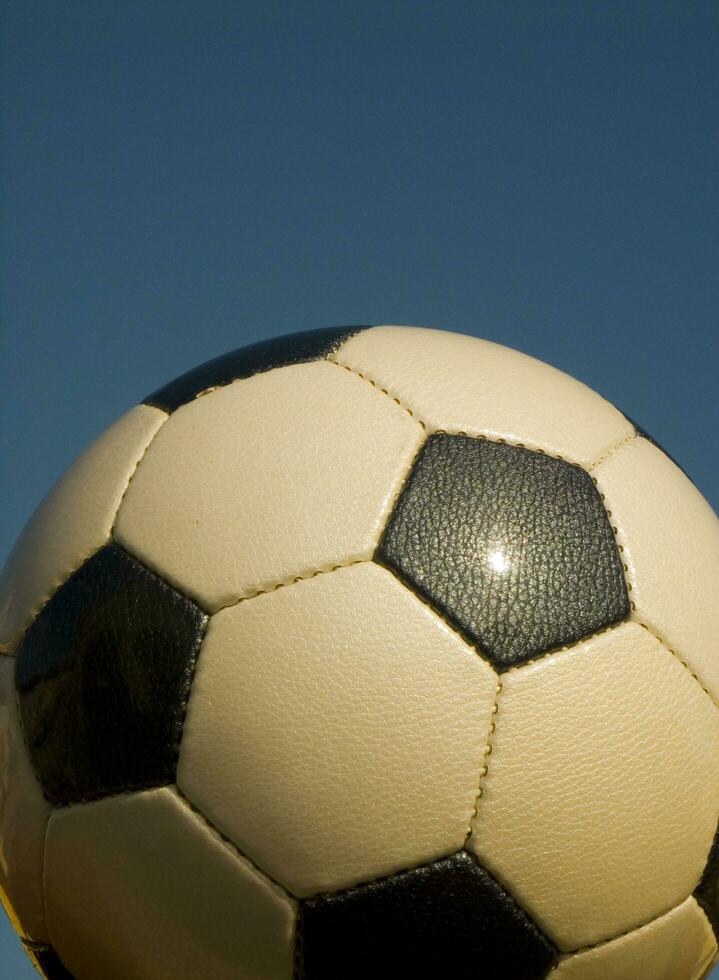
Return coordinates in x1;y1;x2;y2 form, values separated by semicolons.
15;544;207;805
178;561;498;897
115;360;424;612
0;404;166;654
550;896;717;980
0;658;51;943
594;436;719;706
144;325;369;412
297;850;557;980
44;787;295;980
333;325;633;467
1;325;717;978
378;433;628;669
469;622;719;951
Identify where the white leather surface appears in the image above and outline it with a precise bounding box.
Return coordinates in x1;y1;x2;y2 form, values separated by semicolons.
0;404;167;654
44;787;296;980
594;437;719;705
469;621;719;951
333;326;633;467
178;561;498;896
0;657;51;942
114;361;424;613
551;896;717;980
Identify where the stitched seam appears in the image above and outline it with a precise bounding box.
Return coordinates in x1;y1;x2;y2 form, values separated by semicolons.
633;617;719;713
173;785;297;903
326;355;428;429
303;849;460;902
464;677;502;844
0;411;170;659
593;473;719;714
213;558;370;614
500;621;626;676
326;356;602;468
109;411;170;539
588;429;637;471
561;893;694;957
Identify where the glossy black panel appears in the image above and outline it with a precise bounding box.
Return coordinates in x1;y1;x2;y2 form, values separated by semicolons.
694;823;719;940
15;544;207;804
22;941;75;979
144;325;369;412
296;850;557;980
377;434;629;669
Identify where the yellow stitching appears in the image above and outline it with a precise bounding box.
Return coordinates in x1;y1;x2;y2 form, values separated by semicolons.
464;678;503;843
326;355;427;429
173;785;297;902
2;411;170;659
213;558;370;613
593;473;719;714
588;430;637;471
559;895;691;957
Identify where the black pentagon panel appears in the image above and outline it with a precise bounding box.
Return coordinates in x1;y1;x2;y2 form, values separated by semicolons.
694;824;719;940
22;941;75;979
15;544;207;805
377;434;629;670
296;850;557;980
144;325;370;412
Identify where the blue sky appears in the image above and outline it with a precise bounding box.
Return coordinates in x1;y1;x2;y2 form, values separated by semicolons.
1;1;718;975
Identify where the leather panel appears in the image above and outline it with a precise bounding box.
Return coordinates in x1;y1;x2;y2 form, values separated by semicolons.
15;545;207;805
297;850;557;980
144;325;368;412
178;561;497;897
0;658;51;942
334;326;633;466
378;434;628;669
469;622;719;951
44;786;295;980
0;404;166;654
115;360;424;613
593;436;719;705
551;897;717;980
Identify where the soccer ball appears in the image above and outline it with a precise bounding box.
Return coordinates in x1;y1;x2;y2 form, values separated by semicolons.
1;325;718;980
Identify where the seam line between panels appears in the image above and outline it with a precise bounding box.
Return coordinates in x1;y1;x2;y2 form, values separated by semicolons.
325;356;429;430
212;558;372;614
0;408;171;659
325;355;599;468
463;677;503;845
587;430;637;471
631;617;719;714
109;408;171;540
593;473;719;716
560;892;696;958
172;785;298;903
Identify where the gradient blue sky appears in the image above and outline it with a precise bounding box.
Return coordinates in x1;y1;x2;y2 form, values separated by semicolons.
1;1;718;975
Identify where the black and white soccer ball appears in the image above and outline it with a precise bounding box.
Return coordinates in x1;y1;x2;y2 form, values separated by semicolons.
1;325;718;980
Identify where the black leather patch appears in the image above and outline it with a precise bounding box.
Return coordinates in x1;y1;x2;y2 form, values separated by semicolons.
295;850;557;980
377;434;629;669
694;823;719;940
15;544;207;804
144;325;369;412
22;941;75;979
